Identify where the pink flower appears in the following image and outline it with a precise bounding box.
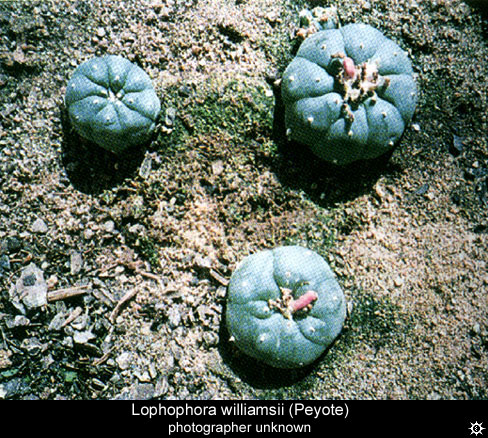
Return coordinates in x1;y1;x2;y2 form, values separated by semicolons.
343;57;356;79
292;290;318;312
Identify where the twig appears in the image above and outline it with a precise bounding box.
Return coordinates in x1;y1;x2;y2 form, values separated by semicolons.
47;285;90;302
92;346;114;367
209;269;229;286
87;261;118;276
138;270;161;282
0;326;7;350
97;288;117;304
109;288;139;323
60;306;83;328
136;269;166;294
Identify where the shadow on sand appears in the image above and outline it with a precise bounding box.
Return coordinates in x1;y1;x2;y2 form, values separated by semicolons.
59;103;148;195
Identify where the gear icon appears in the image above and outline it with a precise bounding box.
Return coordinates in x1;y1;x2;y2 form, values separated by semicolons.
470;422;485;436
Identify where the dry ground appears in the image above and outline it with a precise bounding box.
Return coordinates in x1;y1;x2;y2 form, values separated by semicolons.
0;0;487;399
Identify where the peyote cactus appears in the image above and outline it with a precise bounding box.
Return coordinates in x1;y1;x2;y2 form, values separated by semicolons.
226;246;346;369
282;23;417;165
297;6;340;38
65;55;161;154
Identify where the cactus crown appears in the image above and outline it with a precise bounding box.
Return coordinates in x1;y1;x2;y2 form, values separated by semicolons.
267;282;318;320
330;54;390;123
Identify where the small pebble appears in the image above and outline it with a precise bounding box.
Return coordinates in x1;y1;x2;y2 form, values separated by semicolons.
164;107;177;127
5;314;30;329
31;218;48;234
73;330;96;344
116;352;132;370
211;160;224;176
472;323;481;335
450;134;464;156
394;276;404;287
167;306;182;328
83;228;95;240
70;251;83;275
103;220;115;233
414;183;429;195
139;155;152;179
10;263;47;312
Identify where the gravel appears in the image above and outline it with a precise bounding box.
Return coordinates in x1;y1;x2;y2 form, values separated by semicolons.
0;0;487;400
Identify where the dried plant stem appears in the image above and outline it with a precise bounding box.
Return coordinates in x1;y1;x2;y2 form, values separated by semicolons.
109;288;139;323
47;285;90;302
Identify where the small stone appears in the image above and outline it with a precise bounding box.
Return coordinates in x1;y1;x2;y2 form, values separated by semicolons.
134;370;152;383
103;220;115;233
347;301;354;317
83;228;95;240
394;276;404;287
203;331;219;347
70;251;83;275
154;377;169;397
164;107;177;127
0;349;12;370
472;323;481;335
414;183;429;195
20;337;43;355
41;353;55;370
266;11;279;23
62;336;74;348
450;134;464;156
128;223;145;235
211;160;224;176
96;27;106;38
139;154;152;179
71;312;89;331
196;304;213;325
46;274;58;289
361;1;372;10
0;378;30;399
73;330;96;344
178;84;193;97
167;306;181;328
116;352;132;370
31;218;48;234
4;315;30;329
3;237;21;254
48;311;67;331
0;255;10;272
9;263;48;313
115;383;155;400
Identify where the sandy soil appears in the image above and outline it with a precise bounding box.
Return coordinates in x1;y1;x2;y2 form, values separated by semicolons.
0;0;487;399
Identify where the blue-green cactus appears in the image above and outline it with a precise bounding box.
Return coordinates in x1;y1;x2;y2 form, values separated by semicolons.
226;246;346;369
298;6;340;33
282;23;417;165
65;55;161;154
